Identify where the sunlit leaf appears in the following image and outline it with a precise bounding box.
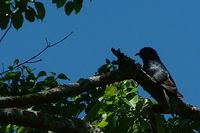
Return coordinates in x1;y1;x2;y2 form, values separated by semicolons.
121;97;132;107
129;95;139;108
98;118;108;128
17;126;26;133
104;85;117;99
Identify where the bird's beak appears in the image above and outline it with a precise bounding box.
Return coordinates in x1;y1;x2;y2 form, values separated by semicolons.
135;52;140;56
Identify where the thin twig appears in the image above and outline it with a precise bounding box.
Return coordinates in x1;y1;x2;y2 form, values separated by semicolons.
0;31;73;75
27;59;42;63
0;22;12;43
50;31;73;47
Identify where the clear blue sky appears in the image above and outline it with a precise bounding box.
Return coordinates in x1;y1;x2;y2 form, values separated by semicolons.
0;0;200;107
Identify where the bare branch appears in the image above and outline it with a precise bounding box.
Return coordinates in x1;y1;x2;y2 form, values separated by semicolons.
0;22;12;44
27;59;42;63
49;31;73;47
0;31;73;75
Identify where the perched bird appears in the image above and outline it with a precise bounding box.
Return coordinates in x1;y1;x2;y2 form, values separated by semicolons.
135;47;183;109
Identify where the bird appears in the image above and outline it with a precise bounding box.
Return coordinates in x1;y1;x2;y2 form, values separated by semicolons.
135;47;183;109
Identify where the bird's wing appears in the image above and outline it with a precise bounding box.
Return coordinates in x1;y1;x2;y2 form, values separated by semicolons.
144;62;183;98
162;74;183;98
152;65;183;98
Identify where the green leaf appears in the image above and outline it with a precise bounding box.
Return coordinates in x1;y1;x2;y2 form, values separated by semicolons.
37;71;46;78
121;97;131;107
45;76;55;81
5;0;12;4
25;66;32;74
25;6;36;22
11;11;24;30
97;63;113;74
13;59;19;65
155;115;167;133
45;76;58;87
74;0;83;14
26;73;36;82
85;103;100;121
107;114;117;130
122;80;137;90
5;124;11;132
57;73;69;80
65;1;74;16
0;13;10;30
16;0;28;11
104;85;117;99
53;0;66;8
98;118;108;128
3;72;21;80
129;95;139;108
35;81;46;90
0;82;9;95
17;126;26;133
34;2;45;20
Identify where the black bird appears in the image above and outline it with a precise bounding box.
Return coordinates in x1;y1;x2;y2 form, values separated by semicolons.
135;47;183;107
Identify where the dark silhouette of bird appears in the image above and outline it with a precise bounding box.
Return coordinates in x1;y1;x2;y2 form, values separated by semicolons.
135;47;183;107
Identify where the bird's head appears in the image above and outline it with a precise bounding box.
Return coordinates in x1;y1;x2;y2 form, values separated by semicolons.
135;47;160;61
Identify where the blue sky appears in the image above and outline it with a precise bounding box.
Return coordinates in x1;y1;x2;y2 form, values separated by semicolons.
0;0;200;107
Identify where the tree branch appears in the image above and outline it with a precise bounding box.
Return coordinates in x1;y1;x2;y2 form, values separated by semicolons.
0;71;128;108
0;108;103;133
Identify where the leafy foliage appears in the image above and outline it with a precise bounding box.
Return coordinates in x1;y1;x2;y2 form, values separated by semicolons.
0;61;200;132
0;0;45;30
0;0;84;30
52;0;83;15
82;78;155;133
0;60;72;132
3;59;200;132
